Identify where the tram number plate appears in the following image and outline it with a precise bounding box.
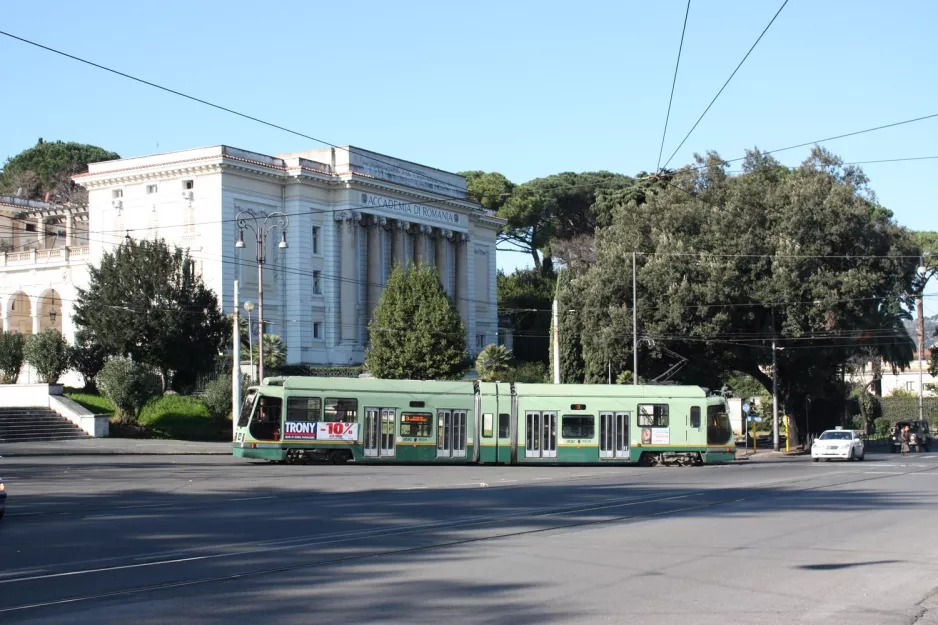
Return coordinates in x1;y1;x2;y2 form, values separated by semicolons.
317;422;358;441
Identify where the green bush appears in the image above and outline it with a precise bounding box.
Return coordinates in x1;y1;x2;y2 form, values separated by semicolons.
97;357;161;423
510;361;549;383
201;374;250;421
274;364;364;378
69;329;107;391
24;329;69;383
0;332;26;384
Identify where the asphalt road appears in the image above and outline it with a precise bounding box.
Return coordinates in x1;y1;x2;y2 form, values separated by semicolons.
1;452;937;625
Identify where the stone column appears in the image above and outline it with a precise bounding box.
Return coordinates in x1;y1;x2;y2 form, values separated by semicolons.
65;212;74;248
435;228;452;295
37;218;46;250
414;225;431;267
455;232;470;324
391;220;410;272
367;215;385;324
335;211;362;344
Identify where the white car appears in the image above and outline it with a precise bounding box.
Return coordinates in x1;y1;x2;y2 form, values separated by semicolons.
812;429;865;462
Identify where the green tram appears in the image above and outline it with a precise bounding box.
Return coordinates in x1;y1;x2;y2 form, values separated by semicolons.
233;377;736;466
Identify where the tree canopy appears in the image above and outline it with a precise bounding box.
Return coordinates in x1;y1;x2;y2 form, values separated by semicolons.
556;147;922;435
365;263;468;380
73;238;227;391
497;268;555;363
0;139;119;204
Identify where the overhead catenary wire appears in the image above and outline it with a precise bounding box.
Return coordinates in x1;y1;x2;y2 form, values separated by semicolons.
0;30;470;196
656;0;692;173
662;0;790;169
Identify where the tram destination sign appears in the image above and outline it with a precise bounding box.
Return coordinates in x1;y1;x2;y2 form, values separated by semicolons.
360;192;461;226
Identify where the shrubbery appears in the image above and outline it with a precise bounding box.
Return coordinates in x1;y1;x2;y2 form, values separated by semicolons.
97;357;161;423
0;332;26;384
24;329;69;383
201;375;251;421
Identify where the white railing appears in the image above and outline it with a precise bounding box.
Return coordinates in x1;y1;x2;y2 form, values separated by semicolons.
1;246;89;268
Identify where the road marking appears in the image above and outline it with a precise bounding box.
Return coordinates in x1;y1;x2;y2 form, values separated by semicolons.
863;471;906;475
228;496;276;501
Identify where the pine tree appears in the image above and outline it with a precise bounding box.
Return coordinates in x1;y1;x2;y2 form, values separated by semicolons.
365;263;468;380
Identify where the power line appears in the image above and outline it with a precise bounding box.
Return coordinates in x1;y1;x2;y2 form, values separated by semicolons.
718;113;938;166
662;0;790;169
656;0;692;173
0;30;470;196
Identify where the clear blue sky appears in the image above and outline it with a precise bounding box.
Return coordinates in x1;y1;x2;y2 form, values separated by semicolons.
2;0;936;302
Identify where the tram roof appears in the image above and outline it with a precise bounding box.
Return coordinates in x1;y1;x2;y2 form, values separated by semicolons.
267;377;475;394
510;383;709;398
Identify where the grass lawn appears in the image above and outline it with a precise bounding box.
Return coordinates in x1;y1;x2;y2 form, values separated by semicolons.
66;389;231;442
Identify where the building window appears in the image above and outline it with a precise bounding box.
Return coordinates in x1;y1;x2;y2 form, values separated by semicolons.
313;271;322;295
112;189;123;199
183;180;194;190
146;184;158;195
312;226;320;255
313;322;322;340
906;381;915;392
477;334;485;349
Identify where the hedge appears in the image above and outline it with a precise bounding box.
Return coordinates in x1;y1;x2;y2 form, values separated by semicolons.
852;396;938;429
273;364;365;378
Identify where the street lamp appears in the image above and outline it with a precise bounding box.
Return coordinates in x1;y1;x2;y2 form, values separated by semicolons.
243;301;255;382
235;209;288;382
916;253;935;422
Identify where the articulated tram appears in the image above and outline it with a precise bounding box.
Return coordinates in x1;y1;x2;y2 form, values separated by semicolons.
232;378;736;466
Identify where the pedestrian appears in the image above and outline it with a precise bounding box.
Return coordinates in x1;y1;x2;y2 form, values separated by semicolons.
901;425;910;456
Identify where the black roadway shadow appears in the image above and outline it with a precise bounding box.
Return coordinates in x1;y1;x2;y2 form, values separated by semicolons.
796;560;903;571
0;462;934;624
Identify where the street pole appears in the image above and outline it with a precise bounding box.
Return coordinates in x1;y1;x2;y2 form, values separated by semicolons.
919;285;925;422
772;308;780;452
551;298;560;384
244;301;255;382
632;251;638;385
232;280;240;441
236;210;288;385
256;240;265;382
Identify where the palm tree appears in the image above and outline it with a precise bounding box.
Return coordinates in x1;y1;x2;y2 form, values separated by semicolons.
476;344;513;382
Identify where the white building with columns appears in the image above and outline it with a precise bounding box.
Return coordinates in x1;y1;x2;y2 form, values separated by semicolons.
69;144;504;367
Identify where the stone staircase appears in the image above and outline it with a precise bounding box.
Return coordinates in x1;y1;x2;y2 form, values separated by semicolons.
0;407;90;443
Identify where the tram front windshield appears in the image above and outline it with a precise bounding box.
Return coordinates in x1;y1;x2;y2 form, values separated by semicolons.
249;395;283;441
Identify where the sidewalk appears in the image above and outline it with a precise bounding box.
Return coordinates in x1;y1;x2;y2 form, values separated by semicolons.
0;438;231;457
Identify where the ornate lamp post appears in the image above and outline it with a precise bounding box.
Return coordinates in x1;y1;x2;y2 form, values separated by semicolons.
235;209;288;382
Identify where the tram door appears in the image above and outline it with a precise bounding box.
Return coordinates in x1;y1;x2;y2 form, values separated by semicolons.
524;411;557;458
437;410;468;458
364;408;396;458
599;412;630;459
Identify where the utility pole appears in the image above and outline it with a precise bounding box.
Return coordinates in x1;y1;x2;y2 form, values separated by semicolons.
232;280;240;442
552;297;560;384
633;251;638;385
772;308;780;452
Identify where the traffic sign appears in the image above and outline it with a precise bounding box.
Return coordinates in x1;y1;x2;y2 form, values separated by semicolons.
742;402;751;414
747;416;762;422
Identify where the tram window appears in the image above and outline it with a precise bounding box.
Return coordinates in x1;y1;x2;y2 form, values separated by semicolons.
638;404;669;428
498;413;510;438
249;396;283;441
287;397;322;422
238;389;257;427
400;413;433;437
324;398;358;423
562;415;595;439
690;406;701;428
482;413;494;438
